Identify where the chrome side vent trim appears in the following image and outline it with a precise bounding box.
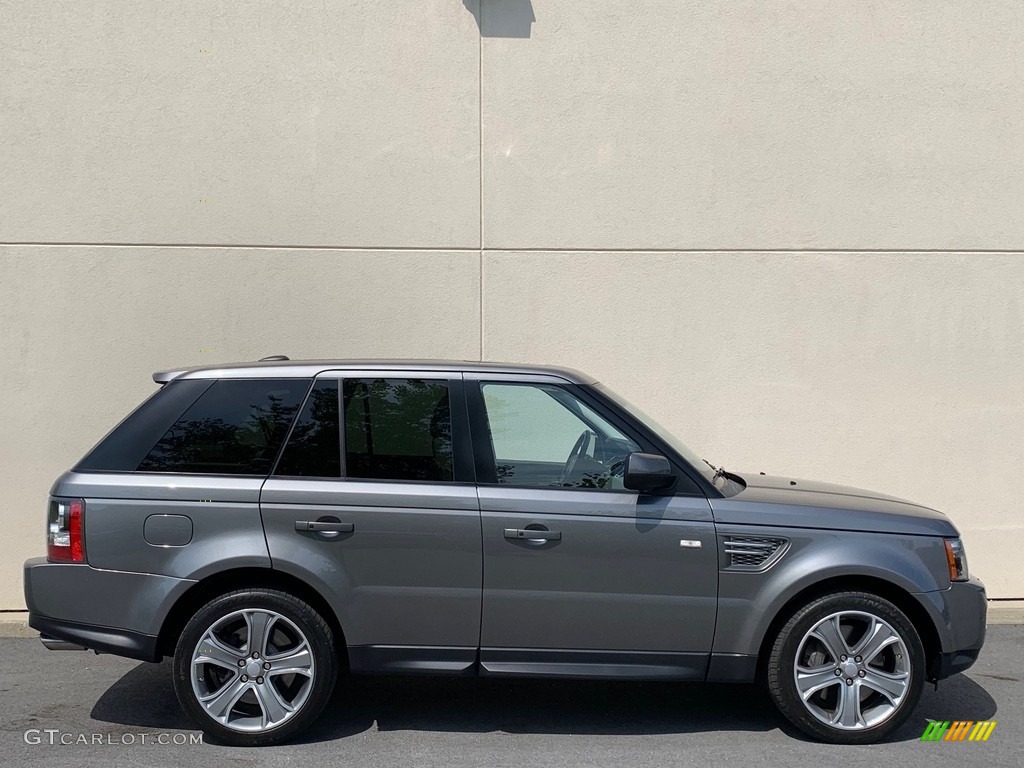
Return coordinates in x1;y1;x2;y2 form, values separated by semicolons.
722;536;789;572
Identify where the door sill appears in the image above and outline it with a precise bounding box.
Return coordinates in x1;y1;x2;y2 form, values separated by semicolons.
348;645;477;675
479;648;708;680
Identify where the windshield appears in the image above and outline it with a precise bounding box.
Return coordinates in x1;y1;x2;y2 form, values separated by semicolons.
594;382;718;485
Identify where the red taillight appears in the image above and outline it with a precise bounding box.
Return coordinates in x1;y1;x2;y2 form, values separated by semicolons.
47;498;85;563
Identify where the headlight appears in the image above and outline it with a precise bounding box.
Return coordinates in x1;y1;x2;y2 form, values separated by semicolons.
944;538;969;582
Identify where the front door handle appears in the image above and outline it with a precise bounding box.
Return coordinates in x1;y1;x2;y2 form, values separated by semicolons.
503;528;561;542
295;519;354;535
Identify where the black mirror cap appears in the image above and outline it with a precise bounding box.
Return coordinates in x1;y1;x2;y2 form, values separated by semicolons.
623;452;676;494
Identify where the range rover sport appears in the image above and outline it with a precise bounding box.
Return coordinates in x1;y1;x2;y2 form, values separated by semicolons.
23;358;987;746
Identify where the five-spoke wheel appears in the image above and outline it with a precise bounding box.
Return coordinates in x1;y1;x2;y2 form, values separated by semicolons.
768;592;925;744
173;589;337;746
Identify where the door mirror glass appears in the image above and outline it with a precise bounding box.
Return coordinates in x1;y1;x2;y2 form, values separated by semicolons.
623;452;675;493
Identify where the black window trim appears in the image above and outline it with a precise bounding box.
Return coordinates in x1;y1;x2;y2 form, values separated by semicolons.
269;376;340;480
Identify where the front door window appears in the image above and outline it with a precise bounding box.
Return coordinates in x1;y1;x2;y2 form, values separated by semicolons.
480;382;639;489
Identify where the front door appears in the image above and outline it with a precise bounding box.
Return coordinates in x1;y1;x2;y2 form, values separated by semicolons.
468;376;718;679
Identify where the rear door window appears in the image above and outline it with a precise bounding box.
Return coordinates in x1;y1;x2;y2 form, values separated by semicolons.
137;379;310;475
342;378;453;482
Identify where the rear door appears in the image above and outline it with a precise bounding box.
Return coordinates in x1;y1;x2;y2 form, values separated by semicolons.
468;374;718;679
259;371;482;674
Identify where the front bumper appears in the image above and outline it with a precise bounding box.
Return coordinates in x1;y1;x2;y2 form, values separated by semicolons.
927;575;987;681
23;557;194;662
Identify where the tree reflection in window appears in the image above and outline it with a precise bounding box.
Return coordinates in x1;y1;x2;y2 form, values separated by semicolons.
138;379;307;475
276;380;341;477
343;378;453;482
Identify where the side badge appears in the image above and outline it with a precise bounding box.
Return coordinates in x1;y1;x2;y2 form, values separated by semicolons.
679;540;702;548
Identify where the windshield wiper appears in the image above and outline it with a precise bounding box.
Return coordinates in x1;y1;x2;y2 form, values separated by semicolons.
703;458;725;477
703;459;741;484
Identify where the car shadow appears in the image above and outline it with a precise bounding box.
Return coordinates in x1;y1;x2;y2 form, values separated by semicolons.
91;661;997;745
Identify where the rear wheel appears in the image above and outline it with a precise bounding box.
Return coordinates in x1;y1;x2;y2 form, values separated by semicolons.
767;591;925;744
172;589;337;746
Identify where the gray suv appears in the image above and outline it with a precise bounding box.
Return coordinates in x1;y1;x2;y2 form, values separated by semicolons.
24;359;986;746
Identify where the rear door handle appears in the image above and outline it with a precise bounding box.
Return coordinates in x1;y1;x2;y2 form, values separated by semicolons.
295;520;354;534
503;528;561;541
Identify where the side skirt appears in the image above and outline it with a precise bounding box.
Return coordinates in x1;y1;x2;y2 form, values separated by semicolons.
480;649;709;680
347;646;759;683
347;645;477;675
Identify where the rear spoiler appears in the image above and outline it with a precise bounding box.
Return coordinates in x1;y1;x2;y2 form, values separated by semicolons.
153;356;287;384
153;369;188;384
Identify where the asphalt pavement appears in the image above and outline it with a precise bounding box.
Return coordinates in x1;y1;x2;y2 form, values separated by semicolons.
1;627;1020;768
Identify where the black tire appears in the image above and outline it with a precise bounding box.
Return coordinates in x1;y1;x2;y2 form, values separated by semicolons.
172;588;337;746
766;591;925;744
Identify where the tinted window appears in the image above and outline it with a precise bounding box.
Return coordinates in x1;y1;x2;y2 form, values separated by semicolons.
138;379;309;475
75;379;214;472
275;380;341;477
481;382;639;489
343;378;453;482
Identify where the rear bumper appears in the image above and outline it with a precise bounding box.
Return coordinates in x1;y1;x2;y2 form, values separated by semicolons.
23;557;194;662
29;614;160;662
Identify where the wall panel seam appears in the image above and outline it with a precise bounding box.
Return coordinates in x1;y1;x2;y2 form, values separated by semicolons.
3;244;1024;254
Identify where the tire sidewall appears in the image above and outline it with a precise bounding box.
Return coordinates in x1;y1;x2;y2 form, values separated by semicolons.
172;589;337;746
769;592;926;744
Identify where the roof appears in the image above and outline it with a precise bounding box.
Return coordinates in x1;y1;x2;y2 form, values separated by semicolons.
153;358;595;385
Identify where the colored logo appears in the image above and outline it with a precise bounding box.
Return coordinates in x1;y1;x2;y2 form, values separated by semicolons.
921;720;996;742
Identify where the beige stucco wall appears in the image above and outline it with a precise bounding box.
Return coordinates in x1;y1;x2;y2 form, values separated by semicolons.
1;1;1021;607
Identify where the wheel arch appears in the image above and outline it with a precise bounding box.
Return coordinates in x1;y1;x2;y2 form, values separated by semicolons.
156;567;348;664
753;575;942;682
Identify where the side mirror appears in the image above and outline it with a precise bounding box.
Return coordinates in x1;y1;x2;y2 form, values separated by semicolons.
623;452;675;493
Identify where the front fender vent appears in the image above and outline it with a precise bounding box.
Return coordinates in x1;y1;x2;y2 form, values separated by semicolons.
722;536;789;572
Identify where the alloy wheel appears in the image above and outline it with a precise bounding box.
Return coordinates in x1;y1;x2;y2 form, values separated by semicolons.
190;608;315;732
793;610;911;730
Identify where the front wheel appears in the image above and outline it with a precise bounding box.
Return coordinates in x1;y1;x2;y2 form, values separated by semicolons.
172;588;337;746
767;591;925;744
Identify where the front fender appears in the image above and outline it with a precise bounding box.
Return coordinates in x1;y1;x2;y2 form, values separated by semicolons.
711;525;953;657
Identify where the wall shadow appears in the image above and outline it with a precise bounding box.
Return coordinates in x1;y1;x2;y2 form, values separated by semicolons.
463;0;536;39
91;661;998;746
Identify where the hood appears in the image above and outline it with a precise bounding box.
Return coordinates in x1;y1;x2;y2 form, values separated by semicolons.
710;472;958;537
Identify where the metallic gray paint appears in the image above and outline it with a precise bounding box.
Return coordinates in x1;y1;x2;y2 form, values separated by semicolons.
143;514;193;547
23;558;194;636
479;487;717;670
923;577;987;653
260;478;482;649
716;473;958;537
86;497;270;579
710;524;955;657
